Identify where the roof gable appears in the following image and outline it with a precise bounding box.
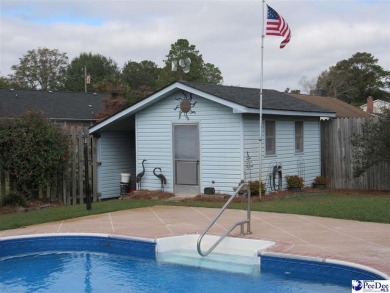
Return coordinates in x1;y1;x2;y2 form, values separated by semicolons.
0;89;107;120
90;81;336;134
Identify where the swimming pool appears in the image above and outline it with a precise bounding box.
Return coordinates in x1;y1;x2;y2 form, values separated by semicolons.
0;234;386;292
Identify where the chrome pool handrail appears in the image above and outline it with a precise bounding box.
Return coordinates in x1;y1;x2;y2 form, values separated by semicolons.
197;182;251;257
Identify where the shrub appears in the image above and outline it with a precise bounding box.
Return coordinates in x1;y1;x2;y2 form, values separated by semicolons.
1;193;27;207
352;108;390;177
0;111;68;198
248;180;266;196
285;175;304;188
313;176;327;185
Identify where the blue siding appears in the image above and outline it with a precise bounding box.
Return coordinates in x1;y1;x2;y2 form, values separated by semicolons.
243;114;321;192
97;93;322;197
98;132;135;199
136;92;243;195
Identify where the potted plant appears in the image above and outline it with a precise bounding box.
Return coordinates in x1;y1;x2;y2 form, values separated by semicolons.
312;176;327;189
285;175;304;192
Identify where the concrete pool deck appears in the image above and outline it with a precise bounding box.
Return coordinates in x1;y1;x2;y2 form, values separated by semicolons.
0;205;389;276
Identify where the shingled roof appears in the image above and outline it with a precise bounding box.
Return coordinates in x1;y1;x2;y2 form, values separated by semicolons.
0;88;107;121
90;81;336;134
290;93;369;118
179;81;334;114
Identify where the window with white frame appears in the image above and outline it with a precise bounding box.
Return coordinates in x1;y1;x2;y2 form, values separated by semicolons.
265;120;276;155
295;121;304;153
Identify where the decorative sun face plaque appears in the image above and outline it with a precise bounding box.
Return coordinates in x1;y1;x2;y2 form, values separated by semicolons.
174;91;197;120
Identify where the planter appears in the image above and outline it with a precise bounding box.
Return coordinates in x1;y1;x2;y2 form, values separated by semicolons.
288;187;302;192
313;183;326;190
204;187;215;195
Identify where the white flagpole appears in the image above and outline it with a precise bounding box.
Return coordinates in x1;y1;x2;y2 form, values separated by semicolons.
259;0;265;198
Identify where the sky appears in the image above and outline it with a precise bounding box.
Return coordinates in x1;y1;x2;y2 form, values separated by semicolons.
0;0;389;93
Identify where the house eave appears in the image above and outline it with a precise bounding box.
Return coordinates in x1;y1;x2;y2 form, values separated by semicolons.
233;107;336;117
89;82;245;134
89;81;336;134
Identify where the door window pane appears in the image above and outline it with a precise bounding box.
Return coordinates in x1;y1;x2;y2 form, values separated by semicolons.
174;124;199;160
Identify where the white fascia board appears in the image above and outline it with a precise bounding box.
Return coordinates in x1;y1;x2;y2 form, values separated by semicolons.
236;107;336;117
264;109;336;117
89;82;248;134
175;83;247;113
89;81;336;134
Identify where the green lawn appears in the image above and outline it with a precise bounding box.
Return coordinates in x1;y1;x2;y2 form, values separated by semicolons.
0;193;389;231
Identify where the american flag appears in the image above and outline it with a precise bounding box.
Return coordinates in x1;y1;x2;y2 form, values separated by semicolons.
266;5;291;49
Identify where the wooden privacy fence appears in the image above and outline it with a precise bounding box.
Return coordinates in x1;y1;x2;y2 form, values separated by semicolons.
321;118;390;190
0;126;98;205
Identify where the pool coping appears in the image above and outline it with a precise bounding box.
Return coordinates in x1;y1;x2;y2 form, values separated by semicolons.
0;206;388;278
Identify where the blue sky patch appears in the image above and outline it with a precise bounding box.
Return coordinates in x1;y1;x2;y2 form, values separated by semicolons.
3;6;103;26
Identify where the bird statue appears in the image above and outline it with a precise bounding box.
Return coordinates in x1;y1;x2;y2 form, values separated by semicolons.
153;167;167;192
136;159;147;190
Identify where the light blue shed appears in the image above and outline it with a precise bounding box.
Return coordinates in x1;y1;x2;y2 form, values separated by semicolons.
89;81;335;199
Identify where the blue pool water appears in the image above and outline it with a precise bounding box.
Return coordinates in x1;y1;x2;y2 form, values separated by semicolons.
0;235;383;293
1;251;349;293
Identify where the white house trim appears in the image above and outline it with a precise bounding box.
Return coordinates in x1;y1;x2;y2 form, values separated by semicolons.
90;82;335;135
235;108;336;117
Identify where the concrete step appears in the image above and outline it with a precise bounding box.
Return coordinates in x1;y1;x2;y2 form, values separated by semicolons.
156;235;275;274
157;249;260;275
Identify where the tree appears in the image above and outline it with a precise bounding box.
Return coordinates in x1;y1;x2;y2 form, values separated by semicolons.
316;67;356;101
316;52;390;104
0;75;13;88
158;39;223;86
298;76;316;94
9;48;68;90
122;60;160;99
94;96;129;121
352;109;390;177
65;52;120;92
0;111;68;198
93;78;130;120
284;88;301;94
201;63;223;84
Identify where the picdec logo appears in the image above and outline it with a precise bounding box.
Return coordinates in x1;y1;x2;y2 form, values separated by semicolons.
352;280;390;292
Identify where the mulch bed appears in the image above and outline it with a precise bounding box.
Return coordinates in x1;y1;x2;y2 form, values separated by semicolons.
124;190;175;200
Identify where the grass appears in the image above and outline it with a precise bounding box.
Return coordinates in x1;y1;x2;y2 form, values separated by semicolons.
0;192;389;231
0;199;159;231
250;193;390;222
171;193;390;223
